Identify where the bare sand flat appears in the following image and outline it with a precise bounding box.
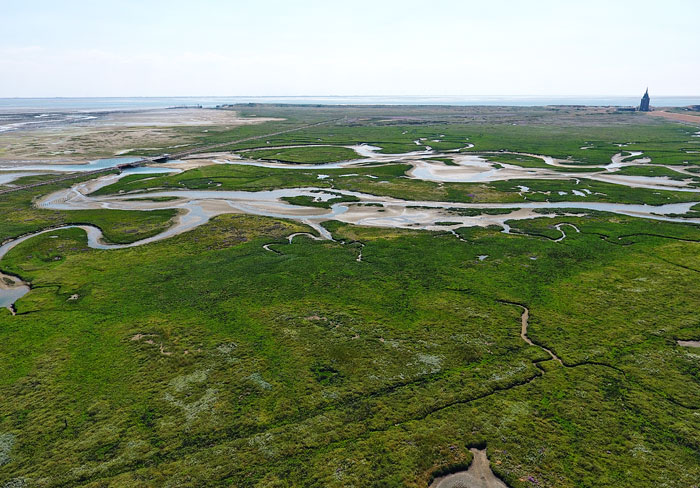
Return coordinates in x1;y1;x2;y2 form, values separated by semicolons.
158;159;218;170
95;108;282;127
0;109;281;160
647;111;700;124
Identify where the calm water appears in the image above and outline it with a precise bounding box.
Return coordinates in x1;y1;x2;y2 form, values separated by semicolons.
1;95;700;112
0;158;179;180
0;157;142;172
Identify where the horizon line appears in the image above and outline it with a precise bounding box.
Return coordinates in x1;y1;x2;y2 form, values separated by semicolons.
3;94;700;100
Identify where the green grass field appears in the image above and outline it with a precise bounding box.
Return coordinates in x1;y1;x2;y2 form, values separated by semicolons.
0;105;699;487
240;145;361;164
0;177;178;244
1;213;698;487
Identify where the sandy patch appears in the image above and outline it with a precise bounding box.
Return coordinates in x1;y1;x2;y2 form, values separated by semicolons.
95;108;282;127
647;111;700;125
430;448;507;488
0;108;282;160
157;159;218;170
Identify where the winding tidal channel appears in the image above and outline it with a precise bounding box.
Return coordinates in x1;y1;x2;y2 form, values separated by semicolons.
2;143;700;311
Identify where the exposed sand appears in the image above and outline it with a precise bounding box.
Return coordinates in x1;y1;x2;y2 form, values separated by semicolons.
0;108;281;160
335;204;554;233
647;111;700;125
94;108;282;128
157;159;218;171
677;340;700;348
429;449;507;488
0;126;187;160
4;127;700;195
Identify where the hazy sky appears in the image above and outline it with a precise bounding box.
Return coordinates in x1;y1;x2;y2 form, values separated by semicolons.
1;0;698;97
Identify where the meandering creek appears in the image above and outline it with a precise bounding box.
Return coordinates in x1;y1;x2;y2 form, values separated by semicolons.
201;143;700;192
3;143;700;311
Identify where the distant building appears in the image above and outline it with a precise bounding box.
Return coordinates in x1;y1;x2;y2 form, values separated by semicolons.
639;89;651;112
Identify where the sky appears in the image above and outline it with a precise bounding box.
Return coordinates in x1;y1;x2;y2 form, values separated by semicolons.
1;0;698;97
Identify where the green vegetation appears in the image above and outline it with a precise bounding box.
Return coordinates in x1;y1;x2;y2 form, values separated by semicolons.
489;178;700;205
613;164;700;183
427;157;458;166
180;106;700;168
91;161;700;207
282;192;360;209
1;104;699;487
1;213;699;487
483;153;601;172
125;196;181;202
0;178;178;244
1;174;64;187
445;207;515;216
482;153;549;168
458;123;700;166
241;145;360;164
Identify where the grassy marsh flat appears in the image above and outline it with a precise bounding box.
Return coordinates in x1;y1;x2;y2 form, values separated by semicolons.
0;105;699;487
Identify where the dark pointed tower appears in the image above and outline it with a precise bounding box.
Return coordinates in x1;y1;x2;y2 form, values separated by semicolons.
639;88;650;112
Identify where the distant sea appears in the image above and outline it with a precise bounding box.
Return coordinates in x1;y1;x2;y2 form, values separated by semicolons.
1;95;700;112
